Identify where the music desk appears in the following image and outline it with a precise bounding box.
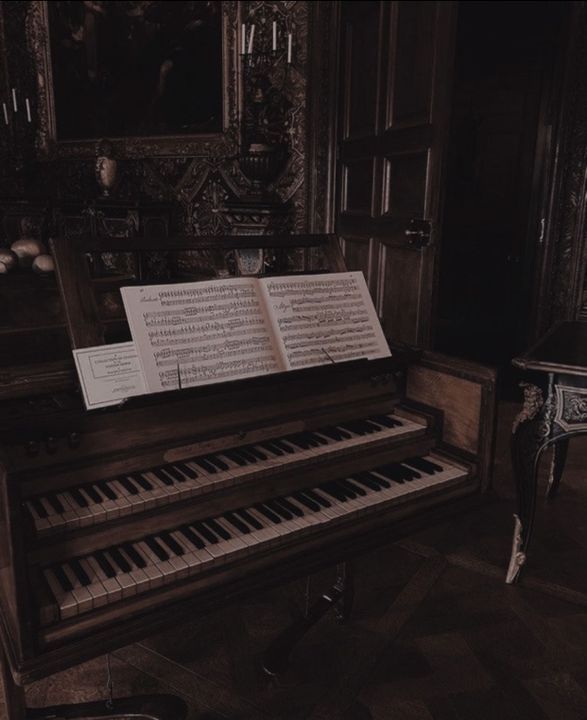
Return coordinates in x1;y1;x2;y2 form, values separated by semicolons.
506;321;587;583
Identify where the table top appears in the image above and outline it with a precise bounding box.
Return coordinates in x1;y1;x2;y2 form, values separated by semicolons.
513;321;587;376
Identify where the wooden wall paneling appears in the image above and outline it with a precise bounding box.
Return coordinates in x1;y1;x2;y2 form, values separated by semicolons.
336;1;457;347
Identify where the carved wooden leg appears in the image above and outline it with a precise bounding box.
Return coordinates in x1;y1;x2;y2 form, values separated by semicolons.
546;438;569;499
506;382;551;584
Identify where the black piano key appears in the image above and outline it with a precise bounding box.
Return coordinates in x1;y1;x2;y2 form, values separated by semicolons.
69;488;89;508
363;420;383;433
272;439;295;454
244;445;267;461
254;503;282;524
97;481;117;500
175;462;198;479
180;525;206;550
283;434;310;450
145;537;169;561
109;547;132;573
82;484;102;504
194;457;220;473
30;497;49;518
266;499;293;521
131;473;154;491
233;447;257;463
307;432;329;446
386;463;416;482
398;464;421;481
193;521;219;544
159;532;185;556
317;426;345;442
356;471;388;489
341;478;367;496
118;476;140;495
370;414;401;428
336;421;365;436
293;491;321;512
94;551;116;578
260;441;284;456
70;558;91;586
237;508;264;530
123;543;147;569
46;494;65;514
321;483;348;502
405;456;443;474
206;518;231;540
53;565;74;592
305;489;331;508
374;465;406;484
206;455;229;471
223;512;251;534
333;480;358;499
218;451;243;467
351;474;382;492
151;467;174;486
276;497;304;517
164;466;186;483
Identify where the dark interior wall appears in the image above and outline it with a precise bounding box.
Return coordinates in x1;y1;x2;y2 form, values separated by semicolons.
0;1;317;235
435;1;567;366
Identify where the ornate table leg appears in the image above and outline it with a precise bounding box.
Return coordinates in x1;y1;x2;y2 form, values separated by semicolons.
506;382;552;584
546;438;569;499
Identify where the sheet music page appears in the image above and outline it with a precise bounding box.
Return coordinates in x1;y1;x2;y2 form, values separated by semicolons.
259;271;391;370
121;279;284;393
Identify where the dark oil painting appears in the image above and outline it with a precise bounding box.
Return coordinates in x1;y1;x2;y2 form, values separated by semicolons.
47;1;223;141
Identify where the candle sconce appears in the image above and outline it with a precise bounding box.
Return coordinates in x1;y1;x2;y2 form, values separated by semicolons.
238;11;294;199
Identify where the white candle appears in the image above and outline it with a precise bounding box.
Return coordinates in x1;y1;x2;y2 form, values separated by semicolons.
2;103;8;125
287;33;292;64
25;98;31;123
248;24;255;55
11;88;17;112
241;23;246;54
272;21;277;51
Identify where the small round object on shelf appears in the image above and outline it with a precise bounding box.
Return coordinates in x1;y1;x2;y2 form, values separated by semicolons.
32;254;55;275
11;238;47;268
0;248;18;271
0;261;8;275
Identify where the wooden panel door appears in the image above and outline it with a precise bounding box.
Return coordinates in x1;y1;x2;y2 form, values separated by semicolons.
336;1;456;347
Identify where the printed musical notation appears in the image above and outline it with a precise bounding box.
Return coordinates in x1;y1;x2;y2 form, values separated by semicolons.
260;273;390;369
120;272;390;395
122;279;282;393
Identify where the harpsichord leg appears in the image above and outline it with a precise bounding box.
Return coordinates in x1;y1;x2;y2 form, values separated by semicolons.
263;563;354;676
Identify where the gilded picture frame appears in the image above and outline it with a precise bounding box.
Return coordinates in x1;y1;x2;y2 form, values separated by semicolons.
26;1;241;158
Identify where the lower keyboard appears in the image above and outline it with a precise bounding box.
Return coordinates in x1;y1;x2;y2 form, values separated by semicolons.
41;453;468;623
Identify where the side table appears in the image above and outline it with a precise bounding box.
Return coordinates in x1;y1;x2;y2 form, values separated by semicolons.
506;321;587;583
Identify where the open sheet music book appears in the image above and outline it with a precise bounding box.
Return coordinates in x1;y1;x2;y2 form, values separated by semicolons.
120;271;391;394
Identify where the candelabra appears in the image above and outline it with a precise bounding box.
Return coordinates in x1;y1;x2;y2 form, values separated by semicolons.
237;11;294;198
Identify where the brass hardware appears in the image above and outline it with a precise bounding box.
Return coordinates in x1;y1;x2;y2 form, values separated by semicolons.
404;218;432;249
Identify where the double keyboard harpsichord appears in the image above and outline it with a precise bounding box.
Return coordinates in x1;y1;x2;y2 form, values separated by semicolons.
0;234;496;720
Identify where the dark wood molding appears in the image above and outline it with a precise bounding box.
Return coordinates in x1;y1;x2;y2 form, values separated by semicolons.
535;2;587;333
